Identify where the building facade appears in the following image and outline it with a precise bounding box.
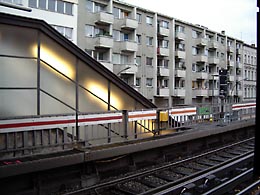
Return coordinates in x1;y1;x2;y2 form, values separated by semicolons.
0;0;78;43
1;0;257;108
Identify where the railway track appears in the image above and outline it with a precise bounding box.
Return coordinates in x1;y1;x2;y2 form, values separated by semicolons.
65;137;255;195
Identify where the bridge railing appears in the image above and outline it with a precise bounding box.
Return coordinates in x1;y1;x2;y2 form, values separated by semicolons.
0;102;256;159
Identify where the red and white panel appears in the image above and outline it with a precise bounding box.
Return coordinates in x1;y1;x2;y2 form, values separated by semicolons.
128;110;157;122
78;112;122;126
169;107;197;117
232;102;256;110
0;115;76;133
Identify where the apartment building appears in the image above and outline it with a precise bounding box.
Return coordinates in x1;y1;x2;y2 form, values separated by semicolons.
243;44;257;102
77;0;257;107
0;0;78;43
1;0;257;107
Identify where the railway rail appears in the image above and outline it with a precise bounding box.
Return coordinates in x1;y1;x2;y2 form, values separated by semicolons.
65;138;255;195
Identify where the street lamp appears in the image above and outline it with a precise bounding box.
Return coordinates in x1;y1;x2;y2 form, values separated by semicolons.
116;66;131;76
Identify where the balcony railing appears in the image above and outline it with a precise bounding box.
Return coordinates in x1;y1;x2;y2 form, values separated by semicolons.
94;35;114;48
208;57;219;64
157;47;170;56
195;38;208;47
157;87;170;96
120;18;138;30
193;88;208;96
174;88;185;97
94;11;114;25
208;41;218;49
175;50;186;59
196;55;208;63
175;69;186;78
175;31;185;40
157;67;170;77
158;27;170;37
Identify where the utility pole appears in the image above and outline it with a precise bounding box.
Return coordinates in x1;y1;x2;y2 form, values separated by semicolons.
254;1;260;177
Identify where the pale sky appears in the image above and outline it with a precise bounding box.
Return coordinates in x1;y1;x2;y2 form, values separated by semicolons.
123;0;257;45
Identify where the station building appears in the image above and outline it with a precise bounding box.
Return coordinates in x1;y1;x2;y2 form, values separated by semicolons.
0;0;257;108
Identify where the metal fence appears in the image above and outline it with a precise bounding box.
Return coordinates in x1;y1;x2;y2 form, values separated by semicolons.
0;102;256;159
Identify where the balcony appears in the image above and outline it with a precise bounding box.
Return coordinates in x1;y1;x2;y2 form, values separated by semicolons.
196;55;208;63
94;12;114;25
175;31;185;41
227;60;235;67
175;50;186;59
175;69;186;78
94;36;113;48
227;46;234;53
208;57;219;64
157;67;170;77
193;89;208;96
208;41;218;49
195;38;208;47
157;87;170;97
119;41;138;52
208;89;219;96
158;27;170;37
157;47;169;56
174;88;185;97
120;18;138;30
195;72;208;80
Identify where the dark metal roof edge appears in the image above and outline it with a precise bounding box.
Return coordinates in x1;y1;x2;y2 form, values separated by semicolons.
0;12;156;109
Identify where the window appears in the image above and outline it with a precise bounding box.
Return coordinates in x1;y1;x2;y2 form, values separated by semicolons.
3;0;22;5
176;43;185;51
136;78;141;87
123;33;129;41
175;25;185;33
113;7;120;18
136;34;141;44
136;56;141;66
146;16;153;25
161;20;169;29
29;0;37;8
221;38;224;44
29;0;73;15
94;51;104;61
94;2;105;12
146;36;153;46
113;30;121;41
112;53;120;64
146;57;153;66
39;0;47;9
161;40;169;48
65;2;73;15
48;0;55;11
85;25;94;37
192;30;199;38
136;13;142;23
146;78;153;87
192;47;198;55
192;63;196;72
57;0;64;13
52;25;73;40
121;54;130;64
86;0;93;12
